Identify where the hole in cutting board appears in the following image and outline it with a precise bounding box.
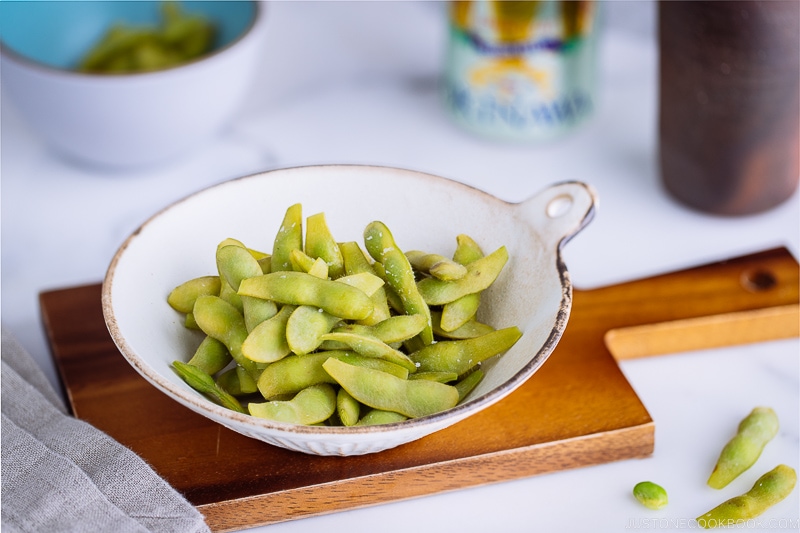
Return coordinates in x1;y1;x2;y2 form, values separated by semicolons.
741;269;778;292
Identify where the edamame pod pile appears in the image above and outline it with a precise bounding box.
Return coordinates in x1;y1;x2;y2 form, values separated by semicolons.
167;204;521;426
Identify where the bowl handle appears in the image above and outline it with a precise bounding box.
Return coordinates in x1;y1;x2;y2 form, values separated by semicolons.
516;181;598;250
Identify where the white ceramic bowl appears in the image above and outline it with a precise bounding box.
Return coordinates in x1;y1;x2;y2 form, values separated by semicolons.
0;1;266;168
102;165;596;455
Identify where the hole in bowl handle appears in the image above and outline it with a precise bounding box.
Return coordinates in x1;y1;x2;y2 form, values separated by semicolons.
517;181;597;250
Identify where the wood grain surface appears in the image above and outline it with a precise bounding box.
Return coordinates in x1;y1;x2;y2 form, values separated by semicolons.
40;248;799;532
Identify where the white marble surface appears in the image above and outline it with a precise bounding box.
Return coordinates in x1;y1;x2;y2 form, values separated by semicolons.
2;2;798;532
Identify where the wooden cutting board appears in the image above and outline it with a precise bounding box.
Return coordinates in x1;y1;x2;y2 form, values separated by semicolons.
40;248;799;532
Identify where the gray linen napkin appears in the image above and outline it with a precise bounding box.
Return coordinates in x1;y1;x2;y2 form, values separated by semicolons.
1;327;211;533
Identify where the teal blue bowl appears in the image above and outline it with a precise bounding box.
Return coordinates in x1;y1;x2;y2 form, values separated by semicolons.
0;1;265;168
0;1;257;71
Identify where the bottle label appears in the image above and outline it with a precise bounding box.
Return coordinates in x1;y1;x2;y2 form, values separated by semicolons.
443;1;598;141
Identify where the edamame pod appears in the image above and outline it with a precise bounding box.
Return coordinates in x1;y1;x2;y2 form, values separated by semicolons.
408;372;458;383
256;352;337;399
216;365;258;396
440;235;485;331
333;314;427;345
271;203;303;272
172;361;246;413
249;384;337;425
417;246;509;306
193;295;259;379
708;407;780;489
217;244;262;290
340;240;393;326
168;276;221;313
289;249;318;274
322;358;459;419
411;326;522;375
697;464;797;529
187;335;231;375
286;305;341;355
238;271;374;321
319;331;417;373
364;221;433;344
305;212;345;279
337;388;361;427
356;409;408;426
455;368;484;401
241;304;295;363
405;250;467;281
431;311;495;339
241;296;278;333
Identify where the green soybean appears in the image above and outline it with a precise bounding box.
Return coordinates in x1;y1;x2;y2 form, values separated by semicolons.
633;481;668;510
697;464;796;529
364;221;433;344
417;245;509;306
411;326;522;375
249;384;337;425
238;271;374;321
168;276;221;314
708;407;780;489
172;361;246;413
322;357;459;419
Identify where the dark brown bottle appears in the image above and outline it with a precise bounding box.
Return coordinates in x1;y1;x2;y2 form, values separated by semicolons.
658;1;799;216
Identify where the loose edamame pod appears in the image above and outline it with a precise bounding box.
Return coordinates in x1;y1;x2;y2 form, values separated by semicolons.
411;326;522;375
249;384;337;425
364;221;433;344
238;271;374;321
633;481;668;510
172;361;246;413
708;407;780;489
322;357;459;419
697;464;797;529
